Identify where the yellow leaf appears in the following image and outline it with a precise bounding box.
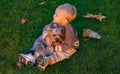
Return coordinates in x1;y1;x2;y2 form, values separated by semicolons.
83;29;101;39
21;18;28;24
84;13;106;21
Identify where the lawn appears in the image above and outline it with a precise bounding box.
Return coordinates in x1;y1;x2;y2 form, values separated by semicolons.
0;0;120;74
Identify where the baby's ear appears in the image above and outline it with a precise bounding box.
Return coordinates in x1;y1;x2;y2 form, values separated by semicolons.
64;18;68;23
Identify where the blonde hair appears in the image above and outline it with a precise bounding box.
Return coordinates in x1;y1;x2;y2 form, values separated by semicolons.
56;3;77;22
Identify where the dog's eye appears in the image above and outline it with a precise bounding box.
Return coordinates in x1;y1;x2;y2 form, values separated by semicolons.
51;25;55;28
57;24;61;28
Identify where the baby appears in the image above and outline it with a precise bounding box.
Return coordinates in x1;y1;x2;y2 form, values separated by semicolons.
17;3;79;71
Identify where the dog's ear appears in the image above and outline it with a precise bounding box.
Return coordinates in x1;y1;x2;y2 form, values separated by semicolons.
46;26;52;31
44;25;49;31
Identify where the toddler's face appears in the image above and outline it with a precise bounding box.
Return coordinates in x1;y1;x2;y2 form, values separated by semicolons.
53;9;68;26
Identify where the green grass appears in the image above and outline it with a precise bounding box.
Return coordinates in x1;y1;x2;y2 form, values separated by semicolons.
0;0;120;74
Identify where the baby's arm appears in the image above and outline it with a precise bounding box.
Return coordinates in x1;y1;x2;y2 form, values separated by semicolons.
60;25;79;51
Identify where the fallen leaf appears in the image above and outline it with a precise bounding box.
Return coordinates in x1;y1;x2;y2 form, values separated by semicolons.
84;38;89;42
21;18;28;24
84;13;97;18
84;13;106;21
39;1;46;6
83;29;101;39
96;13;106;21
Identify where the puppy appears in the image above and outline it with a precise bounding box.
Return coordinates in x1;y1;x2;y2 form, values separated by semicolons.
46;23;65;46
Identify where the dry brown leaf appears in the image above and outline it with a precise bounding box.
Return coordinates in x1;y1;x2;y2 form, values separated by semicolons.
21;18;28;24
84;38;89;42
39;1;46;6
84;13;106;21
84;13;96;18
83;29;101;39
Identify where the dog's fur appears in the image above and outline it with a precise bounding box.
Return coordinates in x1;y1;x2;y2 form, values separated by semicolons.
46;23;65;46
